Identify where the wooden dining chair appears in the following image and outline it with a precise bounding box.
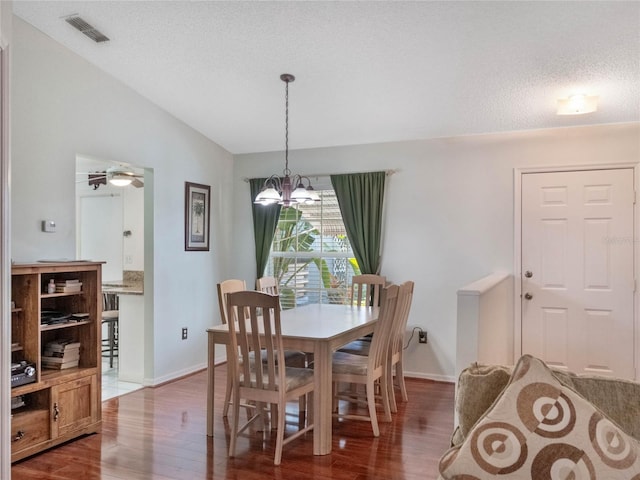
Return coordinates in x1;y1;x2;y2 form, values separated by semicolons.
256;275;308;420
256;275;279;295
226;290;314;465
331;283;399;436
350;274;386;307
387;280;414;412
337;280;415;413
217;279;247;417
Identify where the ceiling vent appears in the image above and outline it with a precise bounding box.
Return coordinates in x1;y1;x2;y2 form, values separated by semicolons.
64;15;110;43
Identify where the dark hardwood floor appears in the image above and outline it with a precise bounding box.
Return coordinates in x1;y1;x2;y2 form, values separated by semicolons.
11;365;454;479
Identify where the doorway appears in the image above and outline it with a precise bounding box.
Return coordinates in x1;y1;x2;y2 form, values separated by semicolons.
76;156;145;399
518;167;635;378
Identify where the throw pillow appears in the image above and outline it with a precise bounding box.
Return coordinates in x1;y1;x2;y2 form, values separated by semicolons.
439;354;640;479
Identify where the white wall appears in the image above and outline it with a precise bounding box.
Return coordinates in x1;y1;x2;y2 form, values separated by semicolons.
11;17;234;383
233;122;640;381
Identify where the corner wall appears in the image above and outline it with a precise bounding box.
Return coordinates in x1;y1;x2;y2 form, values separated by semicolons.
233;122;640;381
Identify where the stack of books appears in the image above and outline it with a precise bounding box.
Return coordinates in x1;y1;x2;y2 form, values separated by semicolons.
42;339;81;370
55;279;82;293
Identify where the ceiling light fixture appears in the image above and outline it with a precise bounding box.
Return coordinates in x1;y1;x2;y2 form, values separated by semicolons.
556;94;598;115
254;74;319;207
108;167;134;187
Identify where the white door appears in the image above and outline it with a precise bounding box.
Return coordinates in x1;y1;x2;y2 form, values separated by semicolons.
521;168;635;378
79;194;123;282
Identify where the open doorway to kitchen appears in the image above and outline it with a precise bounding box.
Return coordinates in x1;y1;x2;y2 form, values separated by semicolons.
75;155;145;400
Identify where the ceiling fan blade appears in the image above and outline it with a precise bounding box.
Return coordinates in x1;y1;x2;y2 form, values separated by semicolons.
131;178;144;188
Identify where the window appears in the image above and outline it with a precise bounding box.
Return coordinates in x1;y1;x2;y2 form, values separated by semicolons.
265;186;360;309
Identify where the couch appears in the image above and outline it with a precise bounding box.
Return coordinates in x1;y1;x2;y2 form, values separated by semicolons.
437;355;640;479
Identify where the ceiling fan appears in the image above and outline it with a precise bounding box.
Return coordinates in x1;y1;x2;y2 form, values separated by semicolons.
77;166;144;189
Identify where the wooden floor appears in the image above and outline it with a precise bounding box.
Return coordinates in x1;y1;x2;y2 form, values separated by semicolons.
11;365;455;480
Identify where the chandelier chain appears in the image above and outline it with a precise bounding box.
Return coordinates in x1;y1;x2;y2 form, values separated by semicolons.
284;79;290;176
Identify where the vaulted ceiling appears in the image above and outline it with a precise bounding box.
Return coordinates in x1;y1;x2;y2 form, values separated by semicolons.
13;1;640;154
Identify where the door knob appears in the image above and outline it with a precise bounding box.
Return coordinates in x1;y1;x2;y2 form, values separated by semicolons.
524;271;533;278
524;292;533;300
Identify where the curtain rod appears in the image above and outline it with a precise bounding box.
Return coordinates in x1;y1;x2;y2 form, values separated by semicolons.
243;169;398;183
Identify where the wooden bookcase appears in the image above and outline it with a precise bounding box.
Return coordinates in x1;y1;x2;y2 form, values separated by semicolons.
10;261;103;462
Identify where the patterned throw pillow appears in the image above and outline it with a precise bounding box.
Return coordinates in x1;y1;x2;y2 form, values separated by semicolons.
439;355;640;479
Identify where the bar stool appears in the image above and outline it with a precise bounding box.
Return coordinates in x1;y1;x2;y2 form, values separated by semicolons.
102;293;119;368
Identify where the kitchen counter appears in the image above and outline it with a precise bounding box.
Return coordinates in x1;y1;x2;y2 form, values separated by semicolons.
102;270;144;295
102;282;144;295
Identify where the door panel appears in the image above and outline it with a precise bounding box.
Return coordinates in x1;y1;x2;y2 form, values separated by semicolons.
521;168;634;378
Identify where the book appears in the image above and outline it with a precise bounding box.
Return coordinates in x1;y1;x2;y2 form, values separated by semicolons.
42;349;80;361
42;356;80;364
42;360;79;370
44;340;81;350
55;284;82;293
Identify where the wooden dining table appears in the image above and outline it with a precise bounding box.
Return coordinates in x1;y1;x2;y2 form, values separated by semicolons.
206;303;378;456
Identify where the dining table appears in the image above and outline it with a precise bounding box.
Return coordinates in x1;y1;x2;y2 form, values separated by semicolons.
206;303;378;456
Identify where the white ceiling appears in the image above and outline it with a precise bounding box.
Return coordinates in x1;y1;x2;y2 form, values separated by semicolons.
13;1;640;155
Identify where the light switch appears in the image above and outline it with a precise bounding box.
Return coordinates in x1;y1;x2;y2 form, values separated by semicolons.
42;220;56;233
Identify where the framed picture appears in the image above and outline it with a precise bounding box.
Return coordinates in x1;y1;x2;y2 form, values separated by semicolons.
185;181;211;251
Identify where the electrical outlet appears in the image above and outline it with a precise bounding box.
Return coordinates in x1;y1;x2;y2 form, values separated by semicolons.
181;327;188;340
418;330;427;344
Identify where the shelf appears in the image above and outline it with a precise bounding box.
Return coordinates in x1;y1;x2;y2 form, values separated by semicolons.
12;308;23;314
40;366;97;382
40;320;90;332
41;291;83;299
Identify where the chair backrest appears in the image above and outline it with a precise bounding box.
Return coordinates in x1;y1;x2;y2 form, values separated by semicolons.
226;290;285;393
367;284;400;370
351;274;386;307
217;279;247;325
390;281;415;358
256;276;279;296
103;292;119;312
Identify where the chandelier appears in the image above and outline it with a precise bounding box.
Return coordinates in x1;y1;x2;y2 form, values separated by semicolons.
254;73;319;207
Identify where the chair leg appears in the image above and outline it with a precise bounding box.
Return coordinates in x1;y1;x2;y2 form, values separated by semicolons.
366;380;380;437
108;321;115;368
223;368;233;417
379;374;392;423
396;360;408;402
228;384;241;458
387;360;398;414
274;401;286;465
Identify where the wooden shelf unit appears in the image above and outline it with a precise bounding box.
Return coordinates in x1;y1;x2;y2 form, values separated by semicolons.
10;261;103;463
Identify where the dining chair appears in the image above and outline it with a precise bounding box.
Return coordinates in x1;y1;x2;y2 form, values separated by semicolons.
226;290;314;465
350;274;386;307
351;274;386;345
256;275;279;295
256;275;308;421
331;283;399;436
217;279;247;417
337;280;415;413
387;280;414;413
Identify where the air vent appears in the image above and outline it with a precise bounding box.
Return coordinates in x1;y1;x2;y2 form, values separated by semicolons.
65;15;110;43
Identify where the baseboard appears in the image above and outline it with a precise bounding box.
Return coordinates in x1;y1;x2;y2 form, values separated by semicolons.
143;362;208;387
404;370;455;384
142;361;454;387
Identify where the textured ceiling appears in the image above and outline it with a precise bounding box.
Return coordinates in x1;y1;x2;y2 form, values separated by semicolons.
13;1;640;154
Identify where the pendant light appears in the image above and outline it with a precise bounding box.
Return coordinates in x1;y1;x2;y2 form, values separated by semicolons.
254;74;319;207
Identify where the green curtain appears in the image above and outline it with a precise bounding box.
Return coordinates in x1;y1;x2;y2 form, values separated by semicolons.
250;178;282;277
330;171;386;274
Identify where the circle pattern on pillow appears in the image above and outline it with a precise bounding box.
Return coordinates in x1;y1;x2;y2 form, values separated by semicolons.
469;421;527;474
531;443;595;480
518;382;576;438
589;411;637;469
